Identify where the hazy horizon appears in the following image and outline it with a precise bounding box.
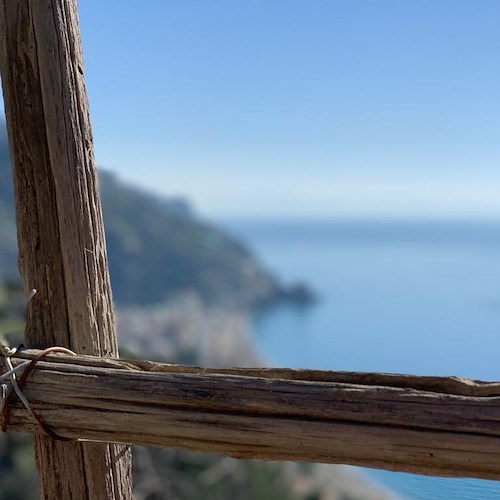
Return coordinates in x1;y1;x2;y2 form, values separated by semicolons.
4;1;500;220
80;1;500;219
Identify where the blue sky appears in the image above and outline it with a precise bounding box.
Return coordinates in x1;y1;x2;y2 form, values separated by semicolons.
76;1;500;218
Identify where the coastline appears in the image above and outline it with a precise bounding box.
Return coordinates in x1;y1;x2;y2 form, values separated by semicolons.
117;293;400;500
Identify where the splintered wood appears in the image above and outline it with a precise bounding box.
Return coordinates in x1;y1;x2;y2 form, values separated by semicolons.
5;350;500;480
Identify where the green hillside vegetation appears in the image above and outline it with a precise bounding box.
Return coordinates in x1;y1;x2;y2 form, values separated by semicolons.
99;170;281;307
0;124;313;309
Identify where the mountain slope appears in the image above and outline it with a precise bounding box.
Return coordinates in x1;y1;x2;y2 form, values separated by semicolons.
0;130;298;308
99;170;279;306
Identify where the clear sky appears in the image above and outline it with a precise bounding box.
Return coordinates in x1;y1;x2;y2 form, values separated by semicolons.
75;1;500;219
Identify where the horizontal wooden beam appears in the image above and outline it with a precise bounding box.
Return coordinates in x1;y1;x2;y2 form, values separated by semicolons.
4;350;500;480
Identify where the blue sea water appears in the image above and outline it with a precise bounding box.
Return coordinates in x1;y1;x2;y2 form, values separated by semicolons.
221;219;500;500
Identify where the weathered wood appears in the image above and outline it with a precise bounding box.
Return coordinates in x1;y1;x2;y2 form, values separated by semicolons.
0;2;131;498
5;350;500;480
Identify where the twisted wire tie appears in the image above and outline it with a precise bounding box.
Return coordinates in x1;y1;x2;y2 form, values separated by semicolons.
1;346;77;441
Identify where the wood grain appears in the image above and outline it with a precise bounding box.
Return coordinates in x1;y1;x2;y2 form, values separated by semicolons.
6;350;500;480
0;1;131;498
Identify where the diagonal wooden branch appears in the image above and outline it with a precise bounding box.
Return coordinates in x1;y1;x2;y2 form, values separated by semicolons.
5;350;500;480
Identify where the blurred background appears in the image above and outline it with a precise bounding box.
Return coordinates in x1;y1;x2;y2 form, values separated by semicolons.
1;0;500;498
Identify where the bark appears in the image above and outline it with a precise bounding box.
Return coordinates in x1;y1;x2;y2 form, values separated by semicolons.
0;1;131;498
6;350;500;480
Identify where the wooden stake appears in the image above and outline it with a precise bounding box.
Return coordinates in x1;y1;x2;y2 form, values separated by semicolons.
0;1;132;498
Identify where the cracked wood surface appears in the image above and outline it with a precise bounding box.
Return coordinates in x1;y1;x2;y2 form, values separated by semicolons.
0;1;131;498
5;350;500;480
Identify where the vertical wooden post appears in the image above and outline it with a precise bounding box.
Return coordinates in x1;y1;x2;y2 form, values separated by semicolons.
0;1;132;498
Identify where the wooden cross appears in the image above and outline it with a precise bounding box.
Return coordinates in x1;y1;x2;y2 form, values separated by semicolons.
0;2;498;499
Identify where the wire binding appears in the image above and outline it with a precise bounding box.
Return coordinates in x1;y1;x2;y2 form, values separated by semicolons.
1;346;77;440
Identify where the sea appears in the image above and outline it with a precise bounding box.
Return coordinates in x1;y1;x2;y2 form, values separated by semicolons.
221;218;500;500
